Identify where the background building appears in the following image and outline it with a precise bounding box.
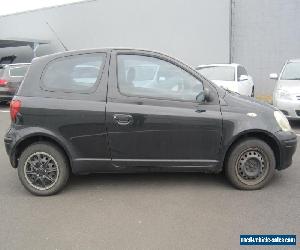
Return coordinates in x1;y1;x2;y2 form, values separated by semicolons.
231;0;300;99
0;0;300;98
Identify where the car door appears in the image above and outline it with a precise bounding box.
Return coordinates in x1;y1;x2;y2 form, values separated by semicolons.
106;50;222;169
237;65;253;96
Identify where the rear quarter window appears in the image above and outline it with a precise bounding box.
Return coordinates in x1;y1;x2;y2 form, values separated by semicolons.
41;53;106;93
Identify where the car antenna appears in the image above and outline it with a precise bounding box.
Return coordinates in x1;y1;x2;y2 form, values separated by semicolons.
45;21;69;51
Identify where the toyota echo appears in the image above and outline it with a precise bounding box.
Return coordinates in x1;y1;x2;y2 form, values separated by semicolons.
4;48;297;195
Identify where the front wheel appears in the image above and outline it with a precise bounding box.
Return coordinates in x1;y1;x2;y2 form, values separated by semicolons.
18;142;70;196
225;138;275;190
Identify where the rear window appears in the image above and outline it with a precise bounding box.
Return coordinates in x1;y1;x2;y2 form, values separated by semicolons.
9;65;29;77
42;53;106;92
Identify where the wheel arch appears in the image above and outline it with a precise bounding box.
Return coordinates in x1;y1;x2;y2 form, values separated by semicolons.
222;130;281;170
13;133;72;171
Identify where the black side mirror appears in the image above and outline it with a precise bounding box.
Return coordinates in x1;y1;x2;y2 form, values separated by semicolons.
204;88;211;102
196;88;211;103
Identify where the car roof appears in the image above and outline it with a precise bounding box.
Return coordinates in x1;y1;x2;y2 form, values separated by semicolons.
34;48;181;63
38;47;170;56
196;63;239;69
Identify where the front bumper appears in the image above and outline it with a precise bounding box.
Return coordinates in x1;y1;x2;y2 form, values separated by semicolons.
275;131;297;170
273;97;300;120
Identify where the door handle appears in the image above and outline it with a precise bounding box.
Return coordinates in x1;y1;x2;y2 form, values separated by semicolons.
196;108;206;113
113;114;133;126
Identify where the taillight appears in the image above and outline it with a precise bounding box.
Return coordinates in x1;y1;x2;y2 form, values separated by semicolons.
10;100;21;122
0;79;7;86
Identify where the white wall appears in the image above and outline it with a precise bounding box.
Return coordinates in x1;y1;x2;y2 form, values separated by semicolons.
0;0;231;67
232;0;300;96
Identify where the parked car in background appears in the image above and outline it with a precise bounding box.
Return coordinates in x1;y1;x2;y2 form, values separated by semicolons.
270;59;300;120
4;49;297;195
0;63;30;103
196;64;254;97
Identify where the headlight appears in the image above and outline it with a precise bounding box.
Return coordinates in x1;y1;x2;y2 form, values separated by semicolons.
274;111;292;132
275;89;292;100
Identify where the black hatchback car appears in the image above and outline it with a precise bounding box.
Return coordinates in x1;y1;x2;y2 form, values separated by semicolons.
4;48;297;195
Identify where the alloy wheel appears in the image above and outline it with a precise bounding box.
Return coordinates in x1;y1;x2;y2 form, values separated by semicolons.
24;152;60;191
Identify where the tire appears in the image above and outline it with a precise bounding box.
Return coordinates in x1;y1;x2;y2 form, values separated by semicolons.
251;87;255;97
225;138;275;190
18;142;70;196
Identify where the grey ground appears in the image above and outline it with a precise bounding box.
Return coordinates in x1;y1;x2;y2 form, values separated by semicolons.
0;105;299;250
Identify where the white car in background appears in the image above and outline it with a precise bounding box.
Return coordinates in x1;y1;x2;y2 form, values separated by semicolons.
270;59;300;120
196;64;255;97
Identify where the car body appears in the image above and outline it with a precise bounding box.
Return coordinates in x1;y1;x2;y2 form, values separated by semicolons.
0;63;30;103
270;59;300;120
196;63;254;97
4;48;297;195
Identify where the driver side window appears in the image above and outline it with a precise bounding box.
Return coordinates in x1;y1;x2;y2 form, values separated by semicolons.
117;55;204;101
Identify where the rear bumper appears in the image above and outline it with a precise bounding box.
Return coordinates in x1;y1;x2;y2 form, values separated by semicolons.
4;129;18;168
0;88;14;101
0;94;13;102
275;131;297;170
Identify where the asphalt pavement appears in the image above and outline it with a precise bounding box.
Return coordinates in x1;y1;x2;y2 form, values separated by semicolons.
0;104;299;250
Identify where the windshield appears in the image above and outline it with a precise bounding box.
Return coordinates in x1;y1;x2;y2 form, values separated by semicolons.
197;66;235;81
9;65;29;77
281;62;300;80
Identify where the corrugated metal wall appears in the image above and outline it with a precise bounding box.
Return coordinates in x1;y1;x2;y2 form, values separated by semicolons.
231;0;300;97
0;0;231;67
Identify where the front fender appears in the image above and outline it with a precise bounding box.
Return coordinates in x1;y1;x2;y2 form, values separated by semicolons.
222;128;281;156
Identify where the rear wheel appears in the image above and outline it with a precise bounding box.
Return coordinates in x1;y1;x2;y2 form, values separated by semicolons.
225;138;275;190
18;142;69;196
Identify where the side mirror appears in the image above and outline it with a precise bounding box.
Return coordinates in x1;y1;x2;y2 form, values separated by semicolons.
269;73;278;80
239;75;248;81
196;88;211;102
204;88;212;102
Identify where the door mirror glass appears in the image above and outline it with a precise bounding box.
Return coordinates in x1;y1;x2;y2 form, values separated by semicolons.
239;74;248;81
269;73;278;80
